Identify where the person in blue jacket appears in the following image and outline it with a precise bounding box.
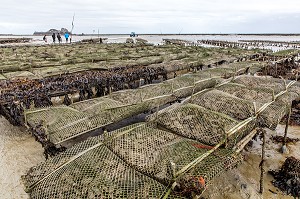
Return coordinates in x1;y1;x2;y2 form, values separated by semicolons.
64;33;69;43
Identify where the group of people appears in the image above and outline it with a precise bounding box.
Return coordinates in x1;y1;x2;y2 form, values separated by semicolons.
43;32;70;43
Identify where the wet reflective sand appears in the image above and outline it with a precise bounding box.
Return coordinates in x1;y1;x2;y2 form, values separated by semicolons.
202;124;300;199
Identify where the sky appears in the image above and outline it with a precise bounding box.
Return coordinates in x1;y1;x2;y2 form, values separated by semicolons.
0;0;300;34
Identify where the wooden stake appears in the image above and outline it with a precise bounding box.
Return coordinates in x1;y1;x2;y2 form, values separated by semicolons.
283;105;291;146
259;128;266;194
24;111;28;126
253;102;257;115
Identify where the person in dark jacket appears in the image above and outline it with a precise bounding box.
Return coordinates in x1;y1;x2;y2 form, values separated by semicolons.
57;33;62;43
43;35;47;43
52;33;56;43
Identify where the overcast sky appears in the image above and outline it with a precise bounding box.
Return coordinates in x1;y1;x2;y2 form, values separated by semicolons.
1;0;300;34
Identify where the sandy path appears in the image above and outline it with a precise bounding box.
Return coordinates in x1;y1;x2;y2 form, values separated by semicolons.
0;116;44;199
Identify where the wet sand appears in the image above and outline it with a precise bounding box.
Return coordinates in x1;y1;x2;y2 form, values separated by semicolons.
0;116;44;199
202;124;300;199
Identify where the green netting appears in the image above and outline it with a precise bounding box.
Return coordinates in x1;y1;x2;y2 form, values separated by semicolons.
175;148;241;195
289;82;300;97
217;77;300;129
25;145;171;199
216;83;274;103
27;97;172;144
25;72;299;146
275;91;300;106
70;97;124;113
208;89;291;130
190;90;256;120
172;78;220;99
22;123;173;199
26;106;88;130
23;123;242;199
258;103;287;130
22;135;104;187
147;103;255;147
248;65;264;75
22;74;300;198
24;62;254;145
107;83;175;105
222;61;259;71
198;68;235;78
107;89;141;104
233;75;288;93
166;75;197;89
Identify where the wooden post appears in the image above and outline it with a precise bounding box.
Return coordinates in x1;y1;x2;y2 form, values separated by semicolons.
283;106;291;146
259;128;266;194
24;110;28;126
283;79;287;90
253;102;257;115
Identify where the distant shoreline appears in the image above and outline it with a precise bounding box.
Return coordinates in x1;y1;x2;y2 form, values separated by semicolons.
1;33;300;36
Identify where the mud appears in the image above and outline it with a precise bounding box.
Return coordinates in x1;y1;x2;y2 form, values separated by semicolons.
202;124;300;199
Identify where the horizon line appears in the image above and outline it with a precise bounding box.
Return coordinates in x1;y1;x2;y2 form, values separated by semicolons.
1;33;300;36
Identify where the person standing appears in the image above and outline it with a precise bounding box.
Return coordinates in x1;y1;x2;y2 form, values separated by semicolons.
57;33;62;43
52;33;56;43
43;35;47;43
64;32;69;43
